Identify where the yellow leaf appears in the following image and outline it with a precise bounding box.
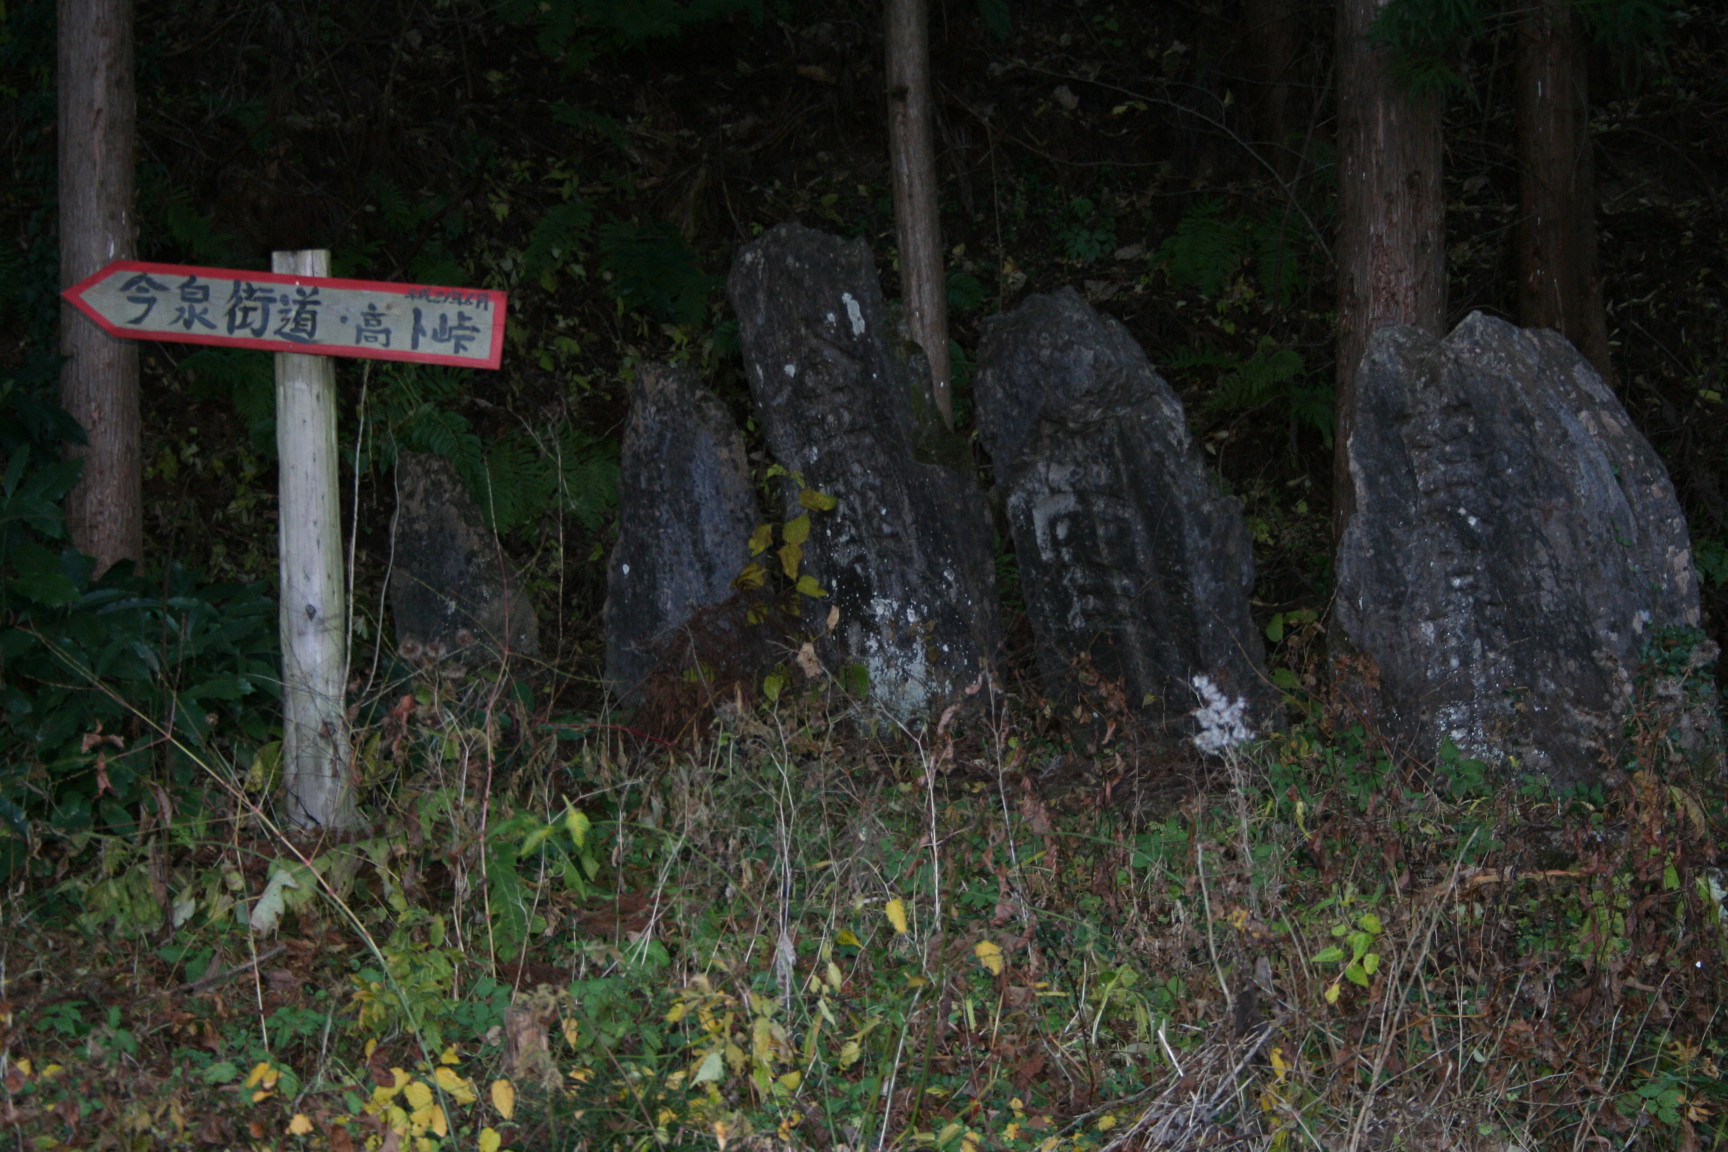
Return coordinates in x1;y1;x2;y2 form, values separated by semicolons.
287;1113;314;1136
430;1105;449;1139
439;1045;460;1066
480;1127;503;1152
782;513;811;546
837;928;861;948
733;561;766;590
491;1079;517;1120
778;541;802;579
1270;1045;1290;1081
404;1079;434;1111
434;1065;477;1105
1324;980;1341;1005
244;1062;276;1090
885;897;908;935
1096;1114;1118;1132
564;804;590;846
974;939;1005;976
799;488;838;511
794;574;826;598
562;1017;580;1047
748;523;774;555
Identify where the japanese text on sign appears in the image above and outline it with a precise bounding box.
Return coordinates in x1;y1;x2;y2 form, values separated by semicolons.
64;261;508;369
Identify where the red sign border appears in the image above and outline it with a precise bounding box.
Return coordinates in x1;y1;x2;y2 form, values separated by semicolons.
63;260;509;370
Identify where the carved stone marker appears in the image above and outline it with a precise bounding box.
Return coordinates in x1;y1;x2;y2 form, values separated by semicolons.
1335;312;1711;784
728;223;998;715
603;363;761;704
975;287;1276;736
390;452;538;664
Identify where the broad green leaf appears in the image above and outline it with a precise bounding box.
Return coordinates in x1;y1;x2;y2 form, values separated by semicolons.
782;513;811;546
694;1050;726;1084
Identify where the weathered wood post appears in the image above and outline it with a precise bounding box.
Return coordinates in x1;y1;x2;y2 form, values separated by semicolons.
273;249;357;831
63;253;509;828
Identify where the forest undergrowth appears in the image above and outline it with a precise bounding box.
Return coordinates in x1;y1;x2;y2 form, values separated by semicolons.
2;653;1724;1152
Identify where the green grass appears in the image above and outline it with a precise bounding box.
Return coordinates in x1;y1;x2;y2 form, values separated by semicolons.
1;677;1725;1152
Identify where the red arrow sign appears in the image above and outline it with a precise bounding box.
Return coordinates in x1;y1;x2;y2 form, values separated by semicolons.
63;260;508;369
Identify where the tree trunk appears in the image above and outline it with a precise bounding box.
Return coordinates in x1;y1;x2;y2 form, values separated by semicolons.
274;249;359;832
1240;0;1302;178
885;0;951;426
1333;0;1446;534
1517;0;1613;384
58;0;141;573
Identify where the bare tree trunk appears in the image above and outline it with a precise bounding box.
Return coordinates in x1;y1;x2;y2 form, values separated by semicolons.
275;249;359;832
58;0;141;573
1517;0;1613;384
1333;0;1446;533
885;0;951;426
1241;0;1302;177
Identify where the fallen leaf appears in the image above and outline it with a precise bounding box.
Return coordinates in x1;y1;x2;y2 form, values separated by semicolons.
885;898;908;935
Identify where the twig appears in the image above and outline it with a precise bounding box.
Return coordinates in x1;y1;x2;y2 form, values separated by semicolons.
150;944;288;1000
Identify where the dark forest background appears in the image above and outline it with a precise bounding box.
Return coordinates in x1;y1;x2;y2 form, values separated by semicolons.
4;3;1728;1150
9;0;1728;686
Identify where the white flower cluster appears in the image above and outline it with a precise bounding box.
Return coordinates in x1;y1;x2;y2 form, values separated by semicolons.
1190;673;1254;754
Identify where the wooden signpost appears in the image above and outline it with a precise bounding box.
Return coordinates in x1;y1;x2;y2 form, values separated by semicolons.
64;255;508;831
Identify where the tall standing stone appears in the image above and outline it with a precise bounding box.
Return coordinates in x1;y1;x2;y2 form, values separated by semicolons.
603;363;761;703
975;287;1276;735
728;223;998;715
390;452;539;665
1335;312;1712;784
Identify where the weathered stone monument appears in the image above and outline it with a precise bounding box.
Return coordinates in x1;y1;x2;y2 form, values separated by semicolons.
728;223;999;715
603;363;762;704
975;287;1277;737
390;452;539;665
1334;312;1714;784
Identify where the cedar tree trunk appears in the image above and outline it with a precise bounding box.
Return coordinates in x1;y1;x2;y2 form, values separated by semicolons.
1333;0;1446;533
1517;0;1614;383
58;0;142;572
885;0;952;425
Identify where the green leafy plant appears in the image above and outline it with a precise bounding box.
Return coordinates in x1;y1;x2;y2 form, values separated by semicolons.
1312;909;1384;1003
734;468;837;624
1;376;280;860
356;364;620;537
